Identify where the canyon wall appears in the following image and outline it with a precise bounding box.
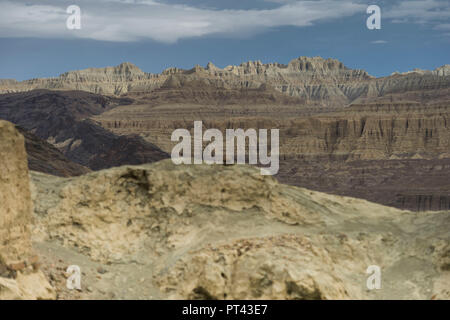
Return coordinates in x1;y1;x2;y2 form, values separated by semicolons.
95;99;450;211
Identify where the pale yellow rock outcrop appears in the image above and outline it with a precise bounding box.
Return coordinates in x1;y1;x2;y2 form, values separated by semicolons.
0;120;55;300
0;120;33;263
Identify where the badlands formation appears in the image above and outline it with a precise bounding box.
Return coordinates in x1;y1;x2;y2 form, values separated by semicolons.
0;120;449;299
0;56;450;299
0;57;450;210
0;57;449;104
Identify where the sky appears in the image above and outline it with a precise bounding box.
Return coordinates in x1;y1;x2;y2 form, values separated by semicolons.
0;0;449;80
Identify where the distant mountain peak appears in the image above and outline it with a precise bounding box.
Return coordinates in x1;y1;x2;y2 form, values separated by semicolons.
206;62;218;70
287;56;348;72
57;62;148;84
115;62;143;72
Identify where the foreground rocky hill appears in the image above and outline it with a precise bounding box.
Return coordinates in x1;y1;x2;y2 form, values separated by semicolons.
31;160;450;300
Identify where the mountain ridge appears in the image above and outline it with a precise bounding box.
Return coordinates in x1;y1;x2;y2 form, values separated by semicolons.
3;59;449;85
1;57;449;107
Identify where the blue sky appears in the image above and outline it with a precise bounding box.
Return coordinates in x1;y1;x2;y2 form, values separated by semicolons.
0;0;449;80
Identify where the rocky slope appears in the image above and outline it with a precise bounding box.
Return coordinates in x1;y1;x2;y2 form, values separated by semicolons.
278;158;450;212
0;90;169;171
0;121;55;299
30;160;450;300
18;127;90;177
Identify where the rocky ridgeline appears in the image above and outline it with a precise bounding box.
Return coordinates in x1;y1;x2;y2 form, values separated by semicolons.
391;65;450;77
1;57;449;105
0;120;55;299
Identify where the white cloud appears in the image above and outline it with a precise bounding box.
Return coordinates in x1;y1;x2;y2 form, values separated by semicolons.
0;0;366;43
384;0;450;24
371;40;387;44
2;0;448;43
